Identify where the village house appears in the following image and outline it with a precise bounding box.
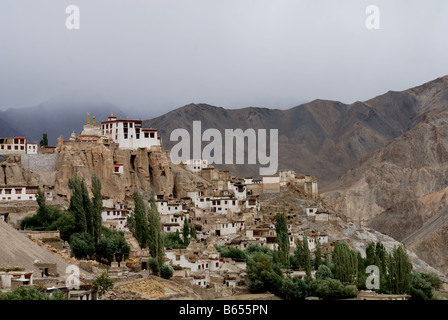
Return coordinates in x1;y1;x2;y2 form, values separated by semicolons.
0;186;39;201
214;220;245;237
0;137;37;155
182;159;209;173
262;175;280;194
161;212;188;233
101;200;131;232
156;199;188;215
0;270;34;290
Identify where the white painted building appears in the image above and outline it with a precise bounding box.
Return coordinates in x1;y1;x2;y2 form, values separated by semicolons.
215;220;245;237
0;186;38;201
156;200;186;215
262;175;280;193
101;202;131;231
161;213;187;233
26;143;38;155
306;207;318;217
165;251;221;275
182;159;208;173
101;114;161;150
210;197;240;214
0;137;38;155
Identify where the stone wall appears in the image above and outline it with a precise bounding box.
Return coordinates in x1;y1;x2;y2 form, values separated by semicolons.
21;154;58;172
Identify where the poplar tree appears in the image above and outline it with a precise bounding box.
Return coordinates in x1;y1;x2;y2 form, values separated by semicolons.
81;178;93;237
182;219;190;246
91;173;103;244
332;242;358;284
387;245;412;294
301;235;312;278
129;189;149;249
275;211;290;268
68;175;87;233
314;237;322;269
147;192;164;267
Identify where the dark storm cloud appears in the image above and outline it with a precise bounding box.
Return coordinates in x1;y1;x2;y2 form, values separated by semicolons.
0;0;447;116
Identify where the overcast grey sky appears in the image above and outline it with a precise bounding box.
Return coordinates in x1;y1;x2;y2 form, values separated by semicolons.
0;0;447;117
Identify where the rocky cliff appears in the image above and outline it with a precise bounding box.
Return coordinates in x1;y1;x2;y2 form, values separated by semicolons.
322;105;448;273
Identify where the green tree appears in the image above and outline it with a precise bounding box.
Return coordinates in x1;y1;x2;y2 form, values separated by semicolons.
147;192;164;268
316;264;333;280
387;245;412;294
164;230;184;249
20;188;62;231
148;257;160;275
314;237;322;269
81;177;93;237
54;211;77;242
331;242;358;285
275;211;290;269
190;225;197;240
301;235;312;278
128;189;149;249
410;272;433;300
69;232;96;259
246;251;283;294
182;218;190;247
95;228;130;264
91;173;103;244
280;277;308;300
39;133;48;147
0;286;67;300
68;175;87;233
92;271;114;299
420;272;442;291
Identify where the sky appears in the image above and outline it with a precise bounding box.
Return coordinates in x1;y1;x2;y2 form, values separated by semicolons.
0;0;447;118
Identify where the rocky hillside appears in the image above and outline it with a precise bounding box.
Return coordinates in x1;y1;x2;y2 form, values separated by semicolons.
144;84;432;186
322;76;448;273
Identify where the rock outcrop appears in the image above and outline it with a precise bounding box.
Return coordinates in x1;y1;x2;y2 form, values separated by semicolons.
54;140;175;202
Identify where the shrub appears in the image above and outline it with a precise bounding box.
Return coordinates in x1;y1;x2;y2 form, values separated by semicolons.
410;272;433;300
160;264;174;279
148;257;160;275
0;286;67;300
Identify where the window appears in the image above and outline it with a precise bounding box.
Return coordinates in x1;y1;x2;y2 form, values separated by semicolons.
124;134;128;139
130;123;133;128
150;132;155;138
144;133;149;138
5;189;12;194
15;189;22;194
